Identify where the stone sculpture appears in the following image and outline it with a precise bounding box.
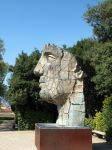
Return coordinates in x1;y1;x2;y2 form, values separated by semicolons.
34;44;85;126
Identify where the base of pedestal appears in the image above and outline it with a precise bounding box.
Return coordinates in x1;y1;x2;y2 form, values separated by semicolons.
35;123;92;150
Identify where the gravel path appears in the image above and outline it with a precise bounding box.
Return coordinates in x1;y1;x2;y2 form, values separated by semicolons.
0;131;112;150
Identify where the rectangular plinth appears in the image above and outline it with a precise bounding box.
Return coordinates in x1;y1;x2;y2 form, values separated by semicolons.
35;123;92;150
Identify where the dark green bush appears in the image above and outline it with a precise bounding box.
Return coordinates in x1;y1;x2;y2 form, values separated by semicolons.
17;108;54;130
105;127;112;144
102;97;112;143
86;97;112;143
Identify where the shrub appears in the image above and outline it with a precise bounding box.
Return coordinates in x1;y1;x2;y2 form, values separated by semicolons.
84;117;95;129
90;97;112;143
85;111;106;132
94;111;106;132
102;97;112;143
17;108;55;130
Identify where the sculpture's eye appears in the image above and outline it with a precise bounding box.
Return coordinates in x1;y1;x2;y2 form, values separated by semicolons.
48;55;56;62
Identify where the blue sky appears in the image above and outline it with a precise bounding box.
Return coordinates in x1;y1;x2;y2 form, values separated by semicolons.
0;0;101;65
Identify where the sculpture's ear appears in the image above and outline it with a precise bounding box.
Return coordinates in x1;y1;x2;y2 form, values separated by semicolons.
61;50;73;61
60;50;78;79
72;62;78;72
61;50;84;80
75;70;84;79
62;51;77;72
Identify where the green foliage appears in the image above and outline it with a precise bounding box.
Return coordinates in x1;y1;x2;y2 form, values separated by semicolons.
7;49;41;129
94;111;106;132
91;42;112;96
85;112;106;132
84;0;112;42
102;97;112;142
79;0;112;114
68;39;112;114
7;50;40;108
105;128;112;144
17;108;54;130
89;97;112;142
84;117;95;129
15;103;57;130
68;38;96;61
83;0;112;100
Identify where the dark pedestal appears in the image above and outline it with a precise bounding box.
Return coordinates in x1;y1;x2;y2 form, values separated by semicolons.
35;123;92;150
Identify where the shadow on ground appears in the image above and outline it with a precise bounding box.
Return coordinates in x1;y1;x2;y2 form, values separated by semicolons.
93;142;112;150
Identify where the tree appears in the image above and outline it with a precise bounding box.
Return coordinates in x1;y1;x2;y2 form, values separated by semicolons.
82;0;112;113
91;42;112;97
0;39;7;96
8;50;40;108
7;49;57;129
84;0;112;42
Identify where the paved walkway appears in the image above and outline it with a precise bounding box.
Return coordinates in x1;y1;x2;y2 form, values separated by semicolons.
0;131;112;150
0;131;36;150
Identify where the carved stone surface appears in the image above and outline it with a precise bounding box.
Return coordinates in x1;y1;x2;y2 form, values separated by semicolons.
34;44;85;126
